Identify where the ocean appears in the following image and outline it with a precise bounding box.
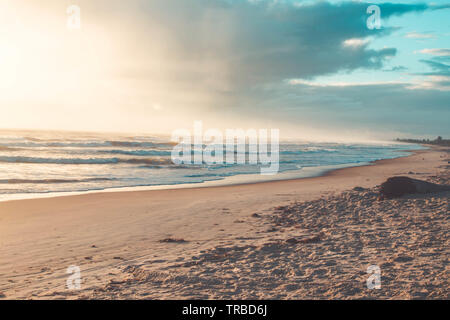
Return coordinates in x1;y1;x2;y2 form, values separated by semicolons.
0;130;425;201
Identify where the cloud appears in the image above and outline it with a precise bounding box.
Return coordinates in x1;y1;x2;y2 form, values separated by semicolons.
87;0;438;87
419;48;450;56
247;79;450;138
416;48;450;79
4;0;450;137
288;79;405;87
383;66;408;72
342;38;369;48
419;59;450;76
405;32;436;39
59;0;438;124
408;76;450;91
410;49;450;90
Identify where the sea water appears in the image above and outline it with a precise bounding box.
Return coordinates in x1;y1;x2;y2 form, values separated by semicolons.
0;130;425;201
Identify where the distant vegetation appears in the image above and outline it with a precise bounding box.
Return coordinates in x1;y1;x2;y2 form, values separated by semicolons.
396;136;450;147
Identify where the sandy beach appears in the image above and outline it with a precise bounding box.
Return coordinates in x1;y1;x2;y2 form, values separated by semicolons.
0;146;448;300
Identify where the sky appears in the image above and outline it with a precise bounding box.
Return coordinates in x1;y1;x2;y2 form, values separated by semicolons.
0;0;449;141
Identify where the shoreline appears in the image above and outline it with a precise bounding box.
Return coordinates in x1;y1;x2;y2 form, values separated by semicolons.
0;147;424;203
0;145;447;299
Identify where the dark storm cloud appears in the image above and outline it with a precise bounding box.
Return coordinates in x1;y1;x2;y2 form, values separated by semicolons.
158;0;429;83
80;0;435;85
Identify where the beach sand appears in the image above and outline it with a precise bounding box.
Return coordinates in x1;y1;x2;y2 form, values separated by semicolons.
0;146;448;299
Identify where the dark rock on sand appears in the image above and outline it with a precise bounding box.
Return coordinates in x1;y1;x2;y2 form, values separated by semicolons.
379;176;450;200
